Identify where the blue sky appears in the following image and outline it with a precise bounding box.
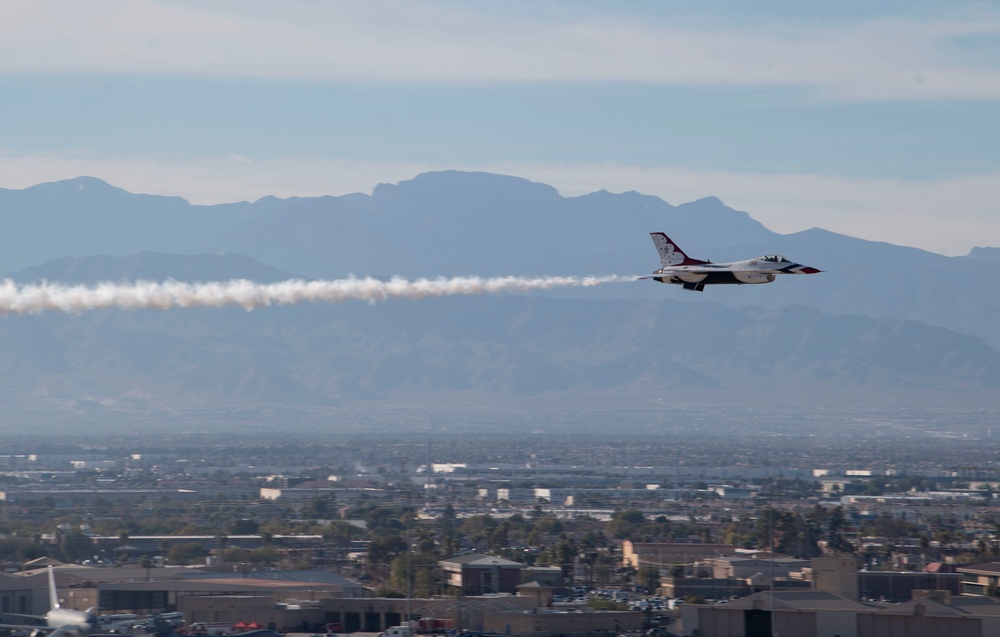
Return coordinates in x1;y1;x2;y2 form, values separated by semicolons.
1;1;999;255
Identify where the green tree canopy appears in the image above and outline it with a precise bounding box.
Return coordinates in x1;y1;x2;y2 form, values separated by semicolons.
167;541;208;565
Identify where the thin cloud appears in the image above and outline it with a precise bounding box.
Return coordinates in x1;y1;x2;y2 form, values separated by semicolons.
2;1;1000;100
499;162;1000;256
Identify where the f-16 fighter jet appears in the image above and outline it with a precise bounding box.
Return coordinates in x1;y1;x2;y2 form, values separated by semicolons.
642;232;822;291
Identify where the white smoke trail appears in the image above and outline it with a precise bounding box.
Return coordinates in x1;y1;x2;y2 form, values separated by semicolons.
0;274;634;315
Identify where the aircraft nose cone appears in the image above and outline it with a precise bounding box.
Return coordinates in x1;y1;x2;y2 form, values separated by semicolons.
799;266;822;274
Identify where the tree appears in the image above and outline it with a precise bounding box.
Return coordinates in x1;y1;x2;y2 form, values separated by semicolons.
463;515;498;550
867;514;917;541
391;551;443;597
584;598;628;611
639;566;661;593
488;521;511;554
59;529;93;563
0;539;45;562
745;508;824;558
228;518;259;534
368;534;407;565
116;531;131;565
540;534;579;583
826;505;853;553
608;509;646;539
440;503;460;556
322;521;363;545
303;494;337;519
156;539;170;562
361;505;412;534
531;515;562;536
414;526;437;555
167;542;207;565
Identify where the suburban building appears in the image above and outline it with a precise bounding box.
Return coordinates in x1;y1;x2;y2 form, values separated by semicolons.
97;572;361;615
439;554;525;595
958;562;1000;596
684;589;1000;637
482;608;642;635
712;556;811;580
522;566;563;587
0;573;44;615
621;541;736;570
858;570;962;602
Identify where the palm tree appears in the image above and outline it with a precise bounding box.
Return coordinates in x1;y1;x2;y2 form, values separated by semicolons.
117;531;131;565
215;535;229;571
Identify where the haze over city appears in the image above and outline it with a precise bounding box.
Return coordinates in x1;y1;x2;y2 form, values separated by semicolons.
2;4;1000;637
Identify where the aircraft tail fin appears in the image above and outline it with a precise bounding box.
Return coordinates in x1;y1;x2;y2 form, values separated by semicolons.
649;232;708;266
48;565;60;610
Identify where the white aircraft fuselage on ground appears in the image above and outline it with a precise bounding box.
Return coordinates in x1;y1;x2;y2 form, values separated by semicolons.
0;566;99;637
642;231;822;292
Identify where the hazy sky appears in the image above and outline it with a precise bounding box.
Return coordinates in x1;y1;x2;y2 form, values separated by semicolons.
2;0;999;255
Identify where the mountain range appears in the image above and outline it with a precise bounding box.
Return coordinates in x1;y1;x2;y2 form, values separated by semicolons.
0;171;997;427
4;171;998;348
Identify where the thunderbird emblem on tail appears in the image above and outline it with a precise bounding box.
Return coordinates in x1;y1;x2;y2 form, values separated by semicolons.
641;232;822;292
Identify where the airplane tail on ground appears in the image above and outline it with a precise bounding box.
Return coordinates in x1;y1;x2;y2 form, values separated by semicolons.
0;565;100;637
649;232;709;267
48;565;60;610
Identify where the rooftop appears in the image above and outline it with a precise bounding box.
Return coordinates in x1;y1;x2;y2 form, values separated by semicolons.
440;554;525;568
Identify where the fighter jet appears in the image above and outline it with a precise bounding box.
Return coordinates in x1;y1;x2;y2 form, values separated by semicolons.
642;231;821;291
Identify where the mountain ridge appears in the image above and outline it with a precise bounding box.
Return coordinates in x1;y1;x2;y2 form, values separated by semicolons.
1;170;998;350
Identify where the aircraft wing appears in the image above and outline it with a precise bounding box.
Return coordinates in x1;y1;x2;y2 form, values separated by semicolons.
0;626;81;637
1;613;46;621
657;266;732;274
0;623;53;632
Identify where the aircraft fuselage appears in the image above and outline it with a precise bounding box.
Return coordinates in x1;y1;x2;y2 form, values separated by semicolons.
644;233;821;292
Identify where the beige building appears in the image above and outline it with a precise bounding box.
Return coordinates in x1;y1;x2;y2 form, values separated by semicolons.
181;595;324;631
10;563;208;615
482;608;642;635
621;541;736;570
682;586;1000;636
98;578;352;615
682;590;867;637
678;555;997;636
959;561;1000;596
182;595;538;634
179;593;641;637
711;556;810;580
811;556;860;600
